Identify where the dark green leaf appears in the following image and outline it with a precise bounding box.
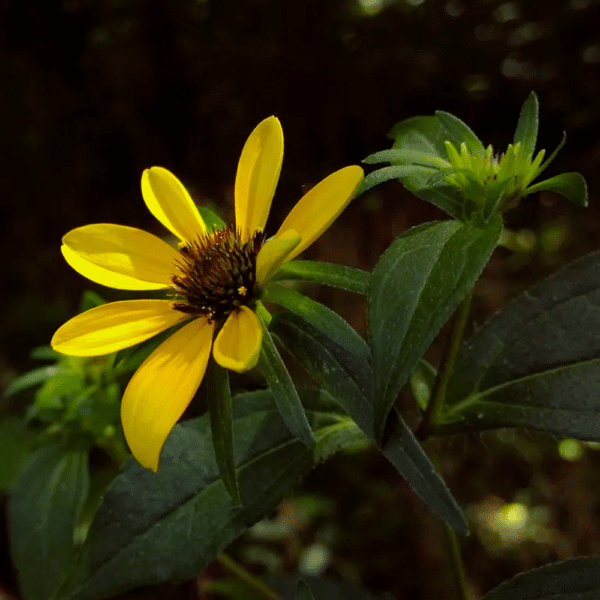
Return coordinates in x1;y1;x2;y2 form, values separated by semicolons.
263;285;370;363
55;392;351;600
442;249;600;439
258;317;316;448
9;445;89;600
4;364;60;397
513;91;539;157
0;417;38;490
435;110;484;156
386;116;467;219
388;115;448;158
526;172;588;207
482;557;600;600
368;217;502;443
30;345;61;360
296;579;316;600
204;361;240;503
358;165;427;195
79;290;105;312
271;313;467;533
272;260;369;295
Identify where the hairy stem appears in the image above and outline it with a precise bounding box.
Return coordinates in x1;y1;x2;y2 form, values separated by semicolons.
419;287;474;439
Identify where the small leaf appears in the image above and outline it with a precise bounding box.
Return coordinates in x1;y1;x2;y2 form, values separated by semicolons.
79;290;105;312
258;317;316;448
204;361;240;504
198;206;226;231
272;260;369;295
526;172;588;207
9;445;89;600
443;249;600;440
388;115;448;158
30;345;61;360
363;149;449;168
435;110;485;156
410;359;437;411
4;365;60;398
513;91;539;157
482;557;600;600
55;392;347;600
358;165;427;195
368;217;502;443
296;579;316;600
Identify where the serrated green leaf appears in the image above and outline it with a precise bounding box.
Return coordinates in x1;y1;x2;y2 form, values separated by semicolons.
271;313;467;533
435;110;484;156
513;91;539;157
9;445;89;600
258;316;316;448
368;217;502;443
482;557;600;600
526;172;588;207
442;249;600;439
204;361;240;503
272;260;369;295
55;392;351;600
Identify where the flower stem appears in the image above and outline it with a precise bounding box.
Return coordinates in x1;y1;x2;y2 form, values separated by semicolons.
443;521;470;600
419;287;474;439
216;553;284;600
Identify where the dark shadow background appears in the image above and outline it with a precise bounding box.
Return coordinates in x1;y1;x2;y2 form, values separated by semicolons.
2;0;600;598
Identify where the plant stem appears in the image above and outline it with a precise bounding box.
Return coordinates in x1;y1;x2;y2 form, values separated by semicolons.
216;553;284;600
419;287;474;439
443;521;470;600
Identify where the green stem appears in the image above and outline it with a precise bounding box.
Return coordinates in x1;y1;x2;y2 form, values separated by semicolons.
419;287;474;439
443;522;470;600
216;553;284;600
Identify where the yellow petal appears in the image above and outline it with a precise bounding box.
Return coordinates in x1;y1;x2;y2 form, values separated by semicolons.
121;317;215;472
51;300;189;356
255;229;301;286
142;167;206;242
235;117;284;242
213;306;262;372
62;224;179;290
274;165;364;261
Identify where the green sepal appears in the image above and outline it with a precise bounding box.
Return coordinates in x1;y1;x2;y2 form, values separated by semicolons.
272;260;369;295
526;172;588;206
513;91;539;157
203;360;240;504
257;310;316;448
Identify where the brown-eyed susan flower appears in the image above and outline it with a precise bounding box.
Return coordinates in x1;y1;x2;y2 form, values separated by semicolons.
51;116;364;472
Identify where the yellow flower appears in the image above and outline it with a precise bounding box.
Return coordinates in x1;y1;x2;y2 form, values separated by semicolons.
51;116;364;472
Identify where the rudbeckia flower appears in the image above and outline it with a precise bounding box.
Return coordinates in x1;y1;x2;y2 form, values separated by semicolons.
51;116;364;472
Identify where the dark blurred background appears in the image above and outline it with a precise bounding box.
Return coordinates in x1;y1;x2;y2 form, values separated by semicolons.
2;0;600;598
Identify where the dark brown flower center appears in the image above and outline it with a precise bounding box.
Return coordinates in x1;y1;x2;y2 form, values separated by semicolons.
170;225;265;322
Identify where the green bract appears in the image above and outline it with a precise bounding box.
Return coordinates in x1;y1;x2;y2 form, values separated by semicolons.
362;92;588;221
